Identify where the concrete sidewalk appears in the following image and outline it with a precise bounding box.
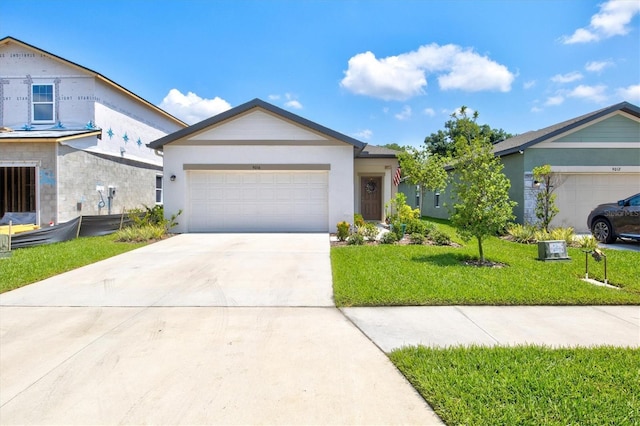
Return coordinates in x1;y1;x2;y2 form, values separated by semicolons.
342;305;640;352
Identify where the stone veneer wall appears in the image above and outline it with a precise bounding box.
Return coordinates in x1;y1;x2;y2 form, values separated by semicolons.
523;171;538;226
0;142;57;225
57;144;161;222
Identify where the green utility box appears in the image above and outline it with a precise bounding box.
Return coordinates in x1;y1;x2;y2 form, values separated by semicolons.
537;240;570;261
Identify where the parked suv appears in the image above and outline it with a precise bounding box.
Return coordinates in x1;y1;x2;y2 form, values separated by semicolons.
587;193;640;243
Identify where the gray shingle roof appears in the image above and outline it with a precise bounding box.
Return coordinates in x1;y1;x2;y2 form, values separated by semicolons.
357;145;399;158
147;98;366;151
493;101;640;157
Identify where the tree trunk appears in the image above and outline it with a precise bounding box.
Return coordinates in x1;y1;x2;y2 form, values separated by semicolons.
477;236;484;263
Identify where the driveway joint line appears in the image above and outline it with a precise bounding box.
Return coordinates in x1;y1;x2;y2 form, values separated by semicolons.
590;305;640;326
454;306;501;344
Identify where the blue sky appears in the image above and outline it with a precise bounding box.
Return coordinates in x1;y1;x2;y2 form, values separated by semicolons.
2;0;639;147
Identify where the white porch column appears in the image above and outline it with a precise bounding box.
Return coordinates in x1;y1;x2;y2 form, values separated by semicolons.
383;166;392;222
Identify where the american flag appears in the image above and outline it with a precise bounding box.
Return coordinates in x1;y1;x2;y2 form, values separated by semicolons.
393;167;401;186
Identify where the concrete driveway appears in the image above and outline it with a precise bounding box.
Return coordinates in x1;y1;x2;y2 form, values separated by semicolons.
0;234;441;425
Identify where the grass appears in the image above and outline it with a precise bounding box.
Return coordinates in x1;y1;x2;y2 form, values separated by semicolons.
390;345;640;426
0;234;146;293
331;220;640;306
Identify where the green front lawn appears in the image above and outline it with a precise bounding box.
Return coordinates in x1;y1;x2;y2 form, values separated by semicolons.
0;234;147;293
390;345;640;426
331;221;640;306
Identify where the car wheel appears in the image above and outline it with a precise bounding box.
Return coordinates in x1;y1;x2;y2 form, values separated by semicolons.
592;218;616;244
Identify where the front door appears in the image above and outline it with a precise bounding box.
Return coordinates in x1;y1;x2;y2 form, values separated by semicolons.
360;176;382;220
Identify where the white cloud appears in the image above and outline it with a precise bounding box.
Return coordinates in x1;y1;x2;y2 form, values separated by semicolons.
545;95;565;106
562;0;640;44
616;84;640;102
585;60;614;72
531;106;543;113
551;72;583;83
523;80;536;89
270;93;303;109
159;89;231;124
285;99;303;109
340;43;514;100
354;129;373;140
395;105;412;120
567;84;608;102
423;108;436;117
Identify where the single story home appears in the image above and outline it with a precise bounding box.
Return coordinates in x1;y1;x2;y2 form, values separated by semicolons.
148;98;400;233
421;101;640;233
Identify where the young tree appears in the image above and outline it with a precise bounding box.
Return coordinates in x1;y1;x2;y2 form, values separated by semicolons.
532;164;559;232
424;106;513;157
396;147;449;215
449;109;516;263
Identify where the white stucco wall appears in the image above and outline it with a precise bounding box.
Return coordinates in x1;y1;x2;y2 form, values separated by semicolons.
163;144;354;233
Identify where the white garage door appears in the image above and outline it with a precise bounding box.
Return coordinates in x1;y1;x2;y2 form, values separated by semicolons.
188;170;328;232
552;173;640;232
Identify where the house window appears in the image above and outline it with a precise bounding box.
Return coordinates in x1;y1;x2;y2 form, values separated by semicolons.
155;175;163;204
434;191;440;208
0;166;37;214
32;84;55;123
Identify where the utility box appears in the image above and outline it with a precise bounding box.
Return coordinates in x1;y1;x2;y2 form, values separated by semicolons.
0;234;10;259
538;240;570;261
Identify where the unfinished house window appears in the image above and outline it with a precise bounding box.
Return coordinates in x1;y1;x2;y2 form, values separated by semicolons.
1;167;37;217
155;175;163;204
32;84;55;123
434;191;440;208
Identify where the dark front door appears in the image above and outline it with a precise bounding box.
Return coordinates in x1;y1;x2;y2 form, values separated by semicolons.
360;177;382;220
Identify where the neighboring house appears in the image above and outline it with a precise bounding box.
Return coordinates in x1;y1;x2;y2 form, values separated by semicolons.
422;101;640;232
0;36;186;225
148;98;401;232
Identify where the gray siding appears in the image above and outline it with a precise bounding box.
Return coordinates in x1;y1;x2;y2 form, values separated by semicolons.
421;170;454;220
524;148;640;169
556;115;639;143
500;153;525;223
398;181;420;209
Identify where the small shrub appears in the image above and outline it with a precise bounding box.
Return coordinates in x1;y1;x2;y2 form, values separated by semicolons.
380;232;398;244
550;227;575;245
390;220;405;240
398;205;421;224
405;219;427;236
431;229;451;246
359;222;379;241
385;192;419;224
533;228;551;242
506;223;537;244
129;205;181;231
576;235;599;251
115;224;165;242
336;221;350;241
409;233;425;245
422;221;437;238
347;233;365;245
533;227;574;245
354;214;365;228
